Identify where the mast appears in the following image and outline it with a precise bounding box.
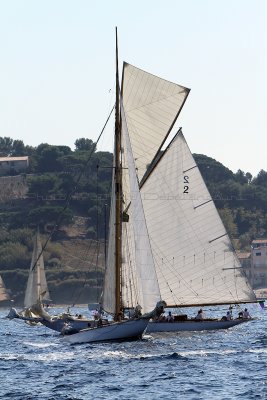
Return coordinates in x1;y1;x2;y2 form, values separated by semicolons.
114;27;122;320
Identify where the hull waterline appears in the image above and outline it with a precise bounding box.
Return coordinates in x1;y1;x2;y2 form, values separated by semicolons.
42;318;92;333
62;318;149;344
146;318;252;333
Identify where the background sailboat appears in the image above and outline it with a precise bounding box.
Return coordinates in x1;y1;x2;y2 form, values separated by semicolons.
24;228;51;309
7;229;52;324
8;229;94;332
0;275;10;303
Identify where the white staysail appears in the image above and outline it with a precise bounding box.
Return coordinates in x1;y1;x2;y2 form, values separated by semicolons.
122;63;190;182
141;130;256;306
24;230;51;308
0;275;10;301
120;102;161;314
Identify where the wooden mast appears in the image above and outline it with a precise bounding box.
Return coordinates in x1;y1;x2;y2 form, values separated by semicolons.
114;27;122;320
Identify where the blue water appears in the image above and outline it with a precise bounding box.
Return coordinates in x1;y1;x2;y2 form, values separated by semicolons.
0;304;266;399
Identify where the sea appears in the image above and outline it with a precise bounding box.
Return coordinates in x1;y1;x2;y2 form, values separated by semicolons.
0;303;266;400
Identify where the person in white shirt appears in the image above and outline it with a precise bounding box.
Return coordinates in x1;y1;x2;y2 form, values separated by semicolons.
226;311;231;321
243;308;251;319
195;309;204;320
166;311;174;322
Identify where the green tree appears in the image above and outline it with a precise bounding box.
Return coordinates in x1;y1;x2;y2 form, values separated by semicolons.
75;138;96;152
0;242;29;269
253;170;267;186
194;154;234;184
28;206;73;228
27;174;58;197
11;140;26;156
0;137;13;156
218;208;238;237
35;144;71;173
235;169;248;184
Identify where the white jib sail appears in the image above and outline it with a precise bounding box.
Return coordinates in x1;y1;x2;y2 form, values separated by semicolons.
141;130;256;306
24;231;51;308
121;102;161;314
122;63;190;182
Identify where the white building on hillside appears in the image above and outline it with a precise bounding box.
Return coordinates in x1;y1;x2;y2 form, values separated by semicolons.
251;239;267;288
0;156;29;175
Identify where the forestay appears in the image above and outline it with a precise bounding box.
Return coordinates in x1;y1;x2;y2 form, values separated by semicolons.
141;130;256;306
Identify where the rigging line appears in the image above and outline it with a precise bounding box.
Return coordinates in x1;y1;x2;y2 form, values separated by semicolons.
146;232;193;295
121;146;139;308
123;219;138;308
231;254;249;304
71;239;101;306
62;238;101;264
31;105;115;272
68;238;95;305
95;164;101;303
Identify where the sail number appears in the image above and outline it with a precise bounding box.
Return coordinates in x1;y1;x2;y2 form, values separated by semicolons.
183;175;189;193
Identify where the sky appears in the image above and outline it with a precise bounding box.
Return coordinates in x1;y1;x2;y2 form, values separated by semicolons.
0;0;266;177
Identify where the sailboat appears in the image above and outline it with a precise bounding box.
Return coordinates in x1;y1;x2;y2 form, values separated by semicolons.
97;38;255;333
139;129;256;333
0;275;10;304
8;229;95;332
7;228;52;323
62;30;174;344
24;227;51;309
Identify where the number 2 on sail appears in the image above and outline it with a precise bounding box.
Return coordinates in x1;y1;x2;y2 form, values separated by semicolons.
183;175;189;193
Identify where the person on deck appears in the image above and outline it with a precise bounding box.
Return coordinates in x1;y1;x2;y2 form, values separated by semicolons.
195;309;204;320
166;311;174;322
243;308;251;319
226;311;232;321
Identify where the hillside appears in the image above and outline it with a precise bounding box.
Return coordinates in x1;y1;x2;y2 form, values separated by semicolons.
0;136;267;305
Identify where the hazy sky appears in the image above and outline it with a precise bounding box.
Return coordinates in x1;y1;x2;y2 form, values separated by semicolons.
0;0;266;177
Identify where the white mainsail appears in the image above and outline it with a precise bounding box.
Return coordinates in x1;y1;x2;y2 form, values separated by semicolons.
24;230;51;308
121;63;190;182
141;129;256;306
103;63;189;315
0;275;10;301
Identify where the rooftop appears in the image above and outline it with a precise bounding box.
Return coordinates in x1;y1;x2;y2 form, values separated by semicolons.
252;239;267;244
0;156;28;162
236;251;251;259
